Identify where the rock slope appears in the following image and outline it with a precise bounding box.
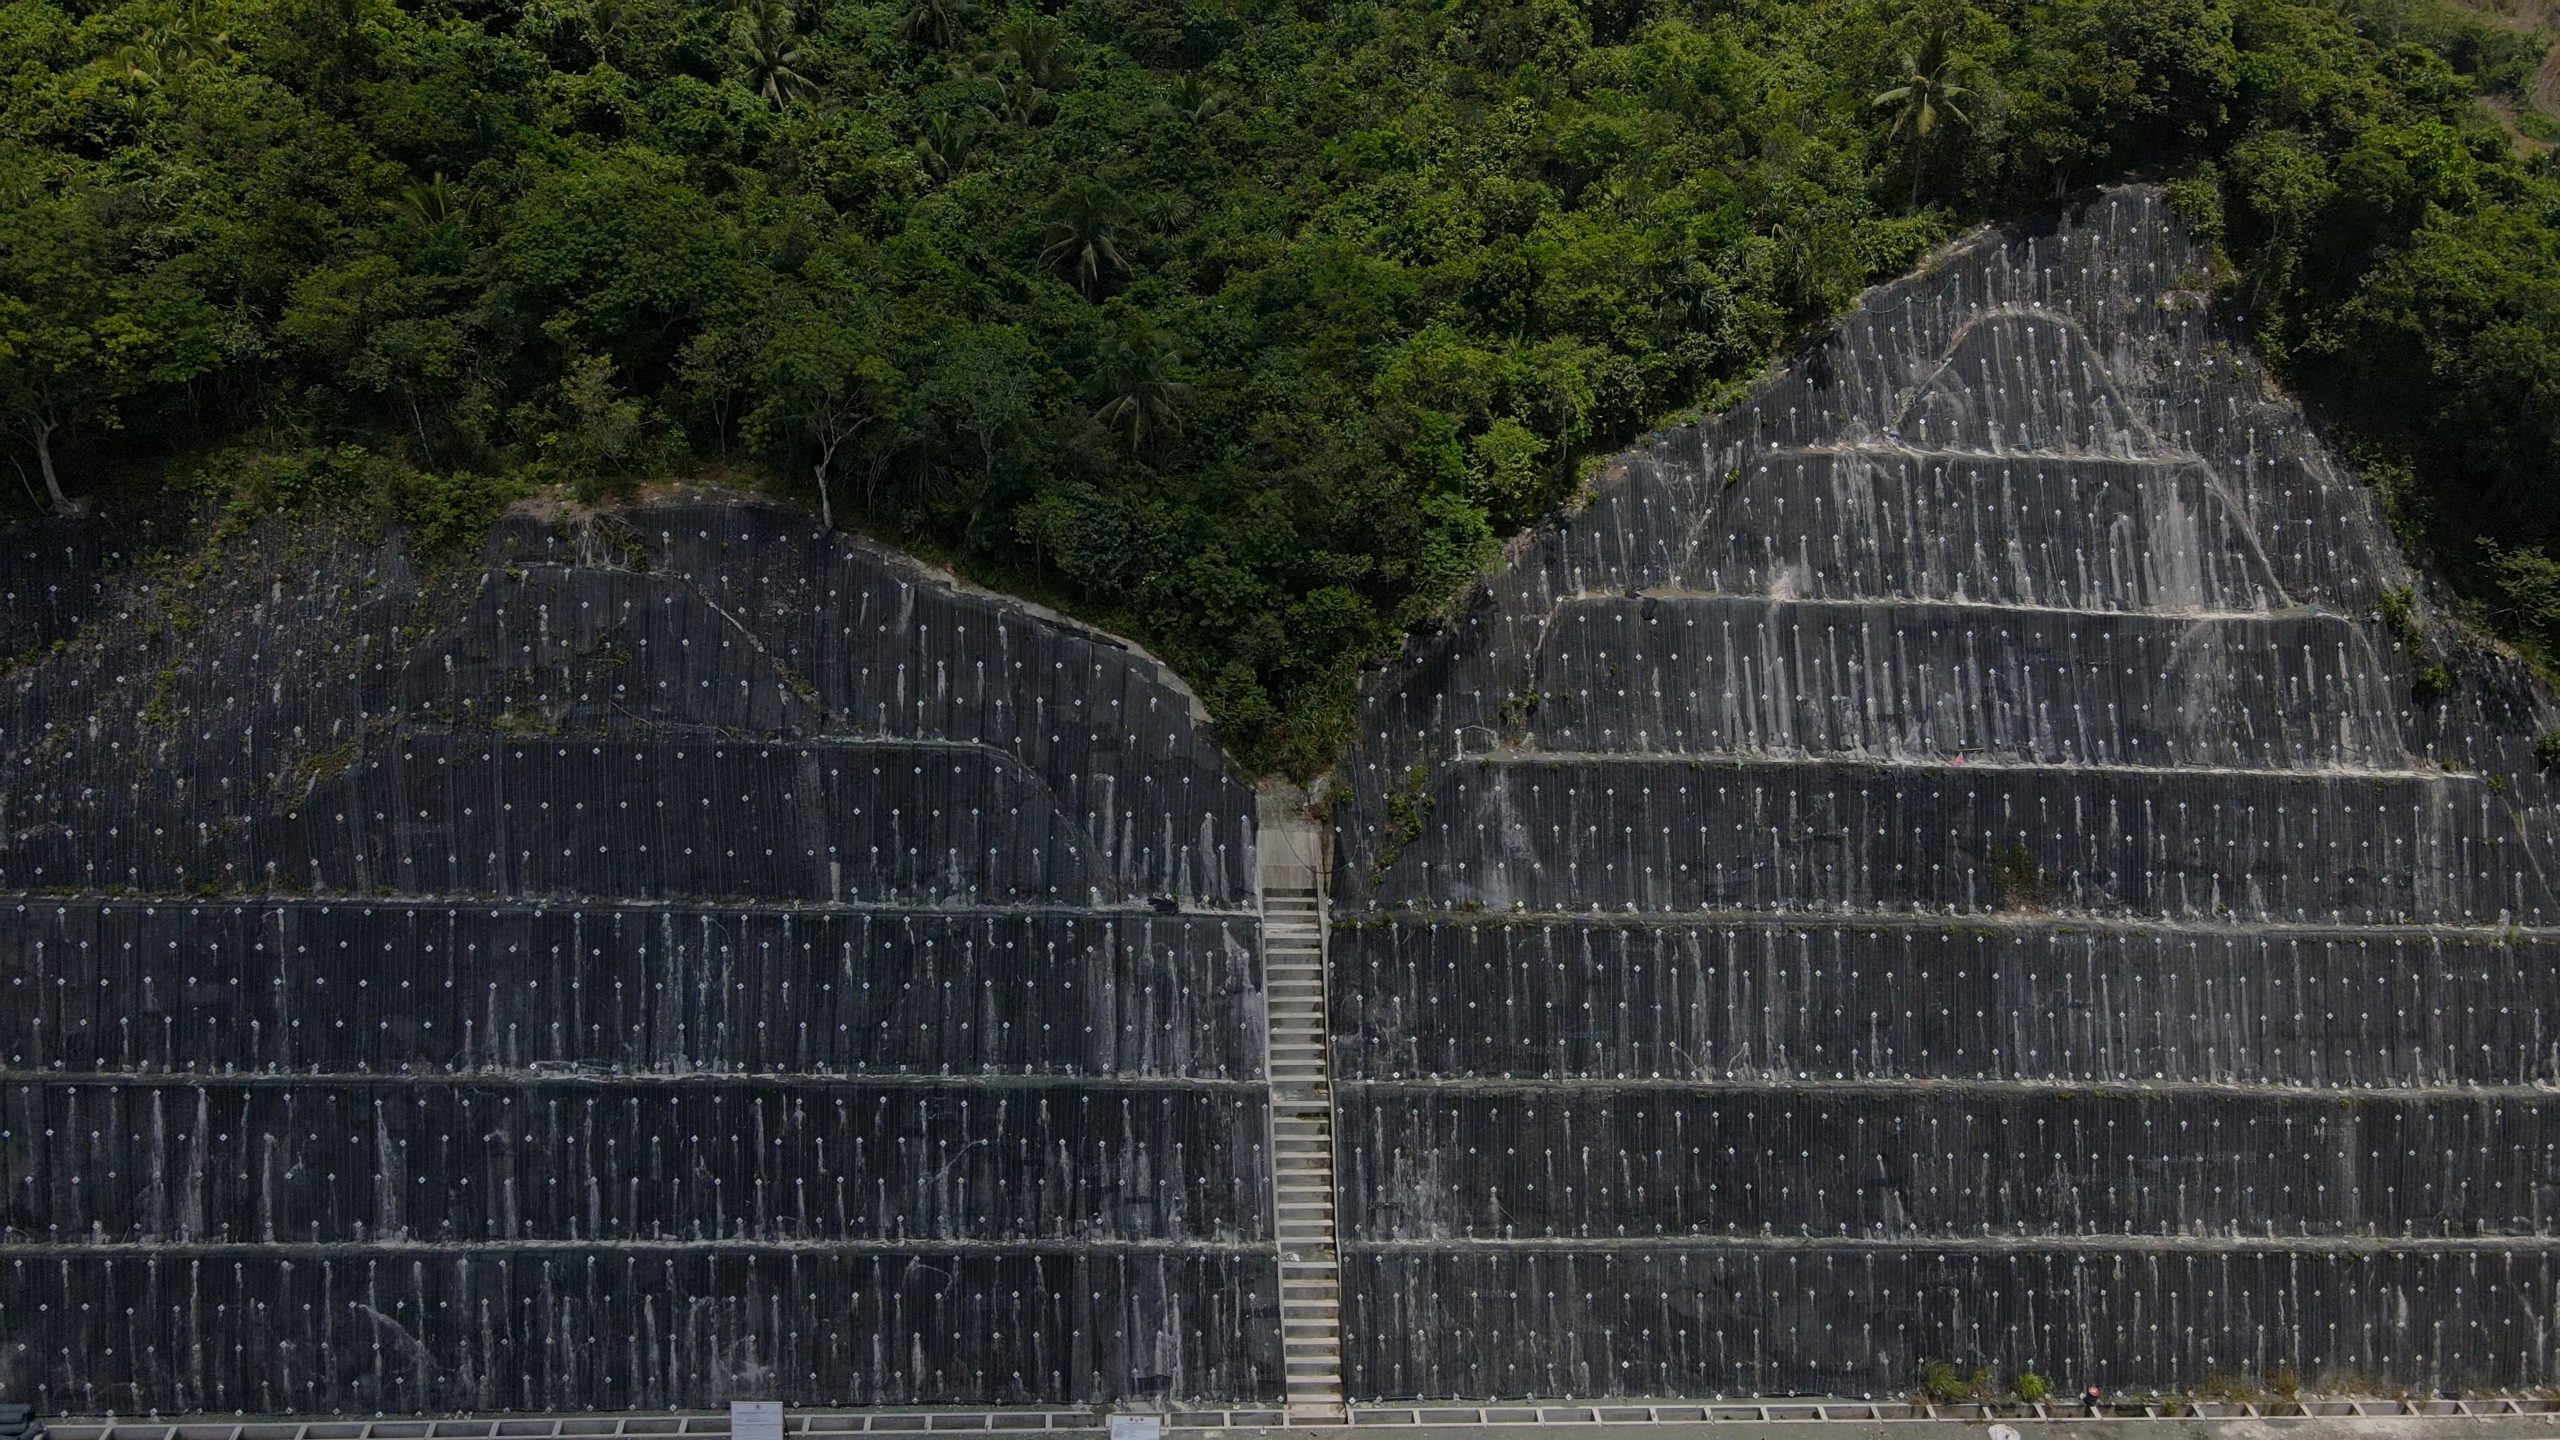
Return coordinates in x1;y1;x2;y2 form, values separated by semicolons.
1330;186;2560;1399
0;498;1272;1413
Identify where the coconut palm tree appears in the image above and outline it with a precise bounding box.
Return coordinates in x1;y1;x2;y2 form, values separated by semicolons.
991;14;1071;89
733;0;814;108
1166;73;1233;124
895;0;970;50
1093;320;1187;452
1040;180;1128;298
1870;26;1973;203
114;0;231;81
916;113;976;180
399;172;471;228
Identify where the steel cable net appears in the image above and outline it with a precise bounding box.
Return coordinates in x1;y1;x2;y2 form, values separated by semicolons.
1331;187;2560;1400
0;499;1277;1413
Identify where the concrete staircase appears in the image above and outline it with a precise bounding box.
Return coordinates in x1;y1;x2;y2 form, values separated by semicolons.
1258;794;1346;1422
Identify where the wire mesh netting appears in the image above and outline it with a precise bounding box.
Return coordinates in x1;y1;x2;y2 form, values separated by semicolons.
1330;185;2560;1399
0;501;1276;1413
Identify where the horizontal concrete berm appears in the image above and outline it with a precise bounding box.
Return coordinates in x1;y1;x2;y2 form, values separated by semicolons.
1329;186;2560;1400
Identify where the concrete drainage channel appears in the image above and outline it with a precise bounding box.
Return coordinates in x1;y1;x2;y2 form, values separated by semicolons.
37;1400;2560;1440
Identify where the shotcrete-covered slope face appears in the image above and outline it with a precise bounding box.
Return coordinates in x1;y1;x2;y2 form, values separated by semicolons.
1331;187;2560;1400
0;498;1274;1413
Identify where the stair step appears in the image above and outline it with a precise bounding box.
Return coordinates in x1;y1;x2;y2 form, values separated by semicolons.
1264;887;1343;1343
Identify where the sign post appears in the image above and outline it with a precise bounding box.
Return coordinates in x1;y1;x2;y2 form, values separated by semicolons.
730;1401;784;1440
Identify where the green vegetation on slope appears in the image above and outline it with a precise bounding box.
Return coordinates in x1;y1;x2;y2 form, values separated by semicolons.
3;0;2558;771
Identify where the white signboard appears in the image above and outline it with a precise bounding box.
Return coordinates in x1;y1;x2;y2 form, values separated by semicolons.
1107;1417;1162;1440
731;1401;784;1440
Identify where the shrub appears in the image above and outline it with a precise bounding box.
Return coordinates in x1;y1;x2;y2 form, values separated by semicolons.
1918;1360;1970;1405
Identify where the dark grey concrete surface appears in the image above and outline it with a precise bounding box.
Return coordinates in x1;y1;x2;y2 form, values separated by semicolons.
1327;186;2560;1398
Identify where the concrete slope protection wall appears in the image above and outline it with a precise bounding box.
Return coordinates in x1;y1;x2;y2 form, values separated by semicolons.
1331;186;2560;1400
0;499;1274;1413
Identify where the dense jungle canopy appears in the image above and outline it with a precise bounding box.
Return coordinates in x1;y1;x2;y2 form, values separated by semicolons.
5;0;2560;771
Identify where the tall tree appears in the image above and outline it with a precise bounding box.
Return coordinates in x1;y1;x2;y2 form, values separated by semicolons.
916;113;976;180
1872;25;1976;203
0;175;219;514
732;0;813;108
744;280;901;529
1092;318;1187;452
894;0;970;50
1039;181;1128;298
